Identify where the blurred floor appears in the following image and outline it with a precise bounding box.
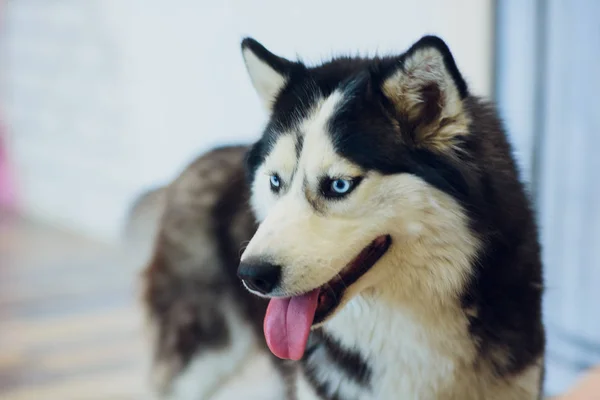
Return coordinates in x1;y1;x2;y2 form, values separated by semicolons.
0;212;147;400
0;212;282;400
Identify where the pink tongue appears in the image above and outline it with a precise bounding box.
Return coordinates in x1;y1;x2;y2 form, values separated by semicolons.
263;289;320;360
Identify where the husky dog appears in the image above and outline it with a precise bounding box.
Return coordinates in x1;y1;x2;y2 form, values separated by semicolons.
141;35;545;399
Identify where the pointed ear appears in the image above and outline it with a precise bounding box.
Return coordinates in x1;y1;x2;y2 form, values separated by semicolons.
241;38;297;111
381;35;470;152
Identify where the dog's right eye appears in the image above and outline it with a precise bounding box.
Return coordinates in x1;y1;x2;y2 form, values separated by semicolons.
269;174;282;193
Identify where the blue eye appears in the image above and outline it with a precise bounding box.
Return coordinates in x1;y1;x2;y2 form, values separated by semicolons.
321;177;362;199
331;179;351;194
269;174;281;192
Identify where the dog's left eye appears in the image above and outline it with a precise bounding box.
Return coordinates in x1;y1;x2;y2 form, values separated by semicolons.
321;177;361;199
332;179;351;193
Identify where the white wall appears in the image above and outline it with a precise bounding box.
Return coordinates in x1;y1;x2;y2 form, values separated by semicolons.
1;0;493;241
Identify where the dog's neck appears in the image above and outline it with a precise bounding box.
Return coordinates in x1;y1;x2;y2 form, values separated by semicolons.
300;228;483;399
313;280;475;399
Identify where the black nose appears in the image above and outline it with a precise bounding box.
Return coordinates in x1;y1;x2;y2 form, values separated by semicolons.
237;260;281;295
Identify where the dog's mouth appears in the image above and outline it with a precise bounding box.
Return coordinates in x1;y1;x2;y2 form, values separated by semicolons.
314;234;392;325
263;234;391;361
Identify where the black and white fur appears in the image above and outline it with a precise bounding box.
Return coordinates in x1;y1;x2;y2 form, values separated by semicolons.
140;35;545;399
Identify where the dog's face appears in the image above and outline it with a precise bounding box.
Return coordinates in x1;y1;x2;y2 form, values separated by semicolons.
238;37;480;349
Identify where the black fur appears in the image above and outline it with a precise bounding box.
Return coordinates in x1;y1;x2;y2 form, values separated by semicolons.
401;35;469;98
309;330;372;386
303;330;372;400
459;98;545;376
244;35;545;384
241;38;302;77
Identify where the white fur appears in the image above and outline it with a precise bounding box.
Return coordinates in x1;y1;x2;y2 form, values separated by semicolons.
212;350;287;400
249;133;298;222
295;374;320;399
242;48;287;110
153;300;258;400
322;293;467;399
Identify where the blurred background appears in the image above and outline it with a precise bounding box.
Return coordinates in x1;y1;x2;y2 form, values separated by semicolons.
0;0;598;399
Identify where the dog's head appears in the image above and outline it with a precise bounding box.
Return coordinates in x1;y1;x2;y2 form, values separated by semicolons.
238;36;481;360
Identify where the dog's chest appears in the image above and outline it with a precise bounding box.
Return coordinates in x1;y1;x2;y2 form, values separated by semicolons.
296;298;463;400
299;330;371;400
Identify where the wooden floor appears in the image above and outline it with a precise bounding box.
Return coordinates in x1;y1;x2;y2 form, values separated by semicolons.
0;213;148;400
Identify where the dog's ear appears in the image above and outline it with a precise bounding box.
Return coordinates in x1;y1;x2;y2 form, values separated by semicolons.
381;35;470;152
241;38;298;111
